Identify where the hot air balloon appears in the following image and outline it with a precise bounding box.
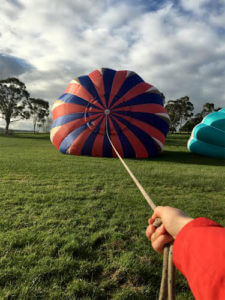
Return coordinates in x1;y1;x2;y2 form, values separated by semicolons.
188;108;225;159
50;68;169;158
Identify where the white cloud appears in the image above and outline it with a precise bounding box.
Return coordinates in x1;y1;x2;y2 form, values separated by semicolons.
180;0;209;13
0;0;225;130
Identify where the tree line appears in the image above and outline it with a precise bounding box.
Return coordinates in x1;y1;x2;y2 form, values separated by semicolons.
0;78;50;134
165;96;221;133
0;77;221;135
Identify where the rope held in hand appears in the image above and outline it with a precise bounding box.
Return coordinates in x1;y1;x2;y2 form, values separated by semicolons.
105;115;175;300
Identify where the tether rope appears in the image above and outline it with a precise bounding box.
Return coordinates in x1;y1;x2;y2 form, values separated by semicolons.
105;114;175;300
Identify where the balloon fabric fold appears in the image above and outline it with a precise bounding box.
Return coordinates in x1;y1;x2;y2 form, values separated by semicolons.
51;68;170;158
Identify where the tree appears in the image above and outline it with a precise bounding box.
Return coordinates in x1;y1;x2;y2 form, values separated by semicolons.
42;116;52;133
0;78;30;134
180;102;222;133
165;96;194;132
201;102;221;118
180;113;203;132
177;96;194;131
37;117;52;133
164;101;180;133
28;98;49;133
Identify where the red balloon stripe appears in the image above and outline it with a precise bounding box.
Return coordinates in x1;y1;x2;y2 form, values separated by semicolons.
111;116;149;158
113;113;165;145
110;82;152;109
52;114;102;149
108;70;127;107
65;83;103;109
113;103;167;114
89;70;107;107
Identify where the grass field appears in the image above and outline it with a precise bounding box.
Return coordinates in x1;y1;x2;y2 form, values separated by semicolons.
0;133;224;299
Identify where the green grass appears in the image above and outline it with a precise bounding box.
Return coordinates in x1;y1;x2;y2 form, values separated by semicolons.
0;133;224;299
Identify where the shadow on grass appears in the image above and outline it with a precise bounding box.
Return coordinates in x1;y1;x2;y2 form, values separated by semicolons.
127;151;224;167
161;150;224;166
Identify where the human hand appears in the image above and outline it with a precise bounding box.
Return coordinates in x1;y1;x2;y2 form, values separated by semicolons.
146;206;193;253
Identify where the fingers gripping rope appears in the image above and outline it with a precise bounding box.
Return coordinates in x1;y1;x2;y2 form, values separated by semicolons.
105;115;175;300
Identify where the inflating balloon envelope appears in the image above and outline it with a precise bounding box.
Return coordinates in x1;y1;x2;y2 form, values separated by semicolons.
50;68;173;299
50;68;169;157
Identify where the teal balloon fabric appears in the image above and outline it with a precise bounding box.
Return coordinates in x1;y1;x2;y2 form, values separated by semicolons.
188;108;225;159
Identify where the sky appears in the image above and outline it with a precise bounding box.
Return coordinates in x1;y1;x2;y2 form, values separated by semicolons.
0;0;225;130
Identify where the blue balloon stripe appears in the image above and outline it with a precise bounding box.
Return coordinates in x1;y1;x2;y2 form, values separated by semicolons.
59;123;88;154
109;73;144;108
52;112;101;128
111;117;136;158
81;118;104;156
78;75;105;108
103;118;113;157
52;113;84;128
114;111;169;135
112;93;163;110
103;68;116;107
113;115;159;156
59;93;101;109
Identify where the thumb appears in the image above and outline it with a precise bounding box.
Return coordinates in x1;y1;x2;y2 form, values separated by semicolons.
151;206;164;222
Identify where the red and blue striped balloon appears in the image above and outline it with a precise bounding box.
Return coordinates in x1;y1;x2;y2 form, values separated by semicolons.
50;68;169;158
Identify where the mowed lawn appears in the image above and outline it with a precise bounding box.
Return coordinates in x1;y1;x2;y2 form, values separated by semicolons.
0;133;224;299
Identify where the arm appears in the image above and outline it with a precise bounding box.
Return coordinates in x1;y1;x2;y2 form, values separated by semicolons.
146;206;225;300
173;217;225;300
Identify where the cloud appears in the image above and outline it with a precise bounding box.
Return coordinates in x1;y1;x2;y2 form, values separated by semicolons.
180;0;209;13
0;0;224;130
0;53;33;79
